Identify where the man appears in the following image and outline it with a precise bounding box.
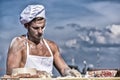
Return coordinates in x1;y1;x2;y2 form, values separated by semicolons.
6;4;81;77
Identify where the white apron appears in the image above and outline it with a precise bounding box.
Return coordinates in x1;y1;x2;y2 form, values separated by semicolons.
24;37;53;75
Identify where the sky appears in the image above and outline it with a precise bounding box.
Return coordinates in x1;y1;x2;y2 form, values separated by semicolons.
0;0;120;76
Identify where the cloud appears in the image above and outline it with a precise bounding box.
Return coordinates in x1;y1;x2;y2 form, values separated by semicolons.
109;24;120;36
75;1;120;27
83;1;120;26
65;39;79;49
54;23;120;52
77;24;120;47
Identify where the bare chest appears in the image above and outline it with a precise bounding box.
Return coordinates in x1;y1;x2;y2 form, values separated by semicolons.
22;43;51;57
29;44;51;56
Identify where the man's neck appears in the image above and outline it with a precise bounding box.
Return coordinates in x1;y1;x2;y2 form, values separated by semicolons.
27;35;43;45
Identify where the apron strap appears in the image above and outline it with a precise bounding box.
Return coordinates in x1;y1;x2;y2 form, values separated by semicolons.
26;35;29;55
43;39;53;57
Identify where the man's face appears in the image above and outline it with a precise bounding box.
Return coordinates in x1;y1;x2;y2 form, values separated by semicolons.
28;18;46;41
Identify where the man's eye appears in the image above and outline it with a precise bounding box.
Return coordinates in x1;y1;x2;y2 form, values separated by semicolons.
41;27;44;29
33;27;39;29
32;27;44;30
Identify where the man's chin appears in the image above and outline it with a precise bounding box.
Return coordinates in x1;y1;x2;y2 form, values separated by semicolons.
36;36;43;40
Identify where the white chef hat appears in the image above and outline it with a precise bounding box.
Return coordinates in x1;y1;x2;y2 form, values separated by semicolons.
20;4;45;24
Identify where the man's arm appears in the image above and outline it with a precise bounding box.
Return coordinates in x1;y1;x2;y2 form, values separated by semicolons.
6;37;25;75
49;40;81;77
48;41;70;76
53;51;70;76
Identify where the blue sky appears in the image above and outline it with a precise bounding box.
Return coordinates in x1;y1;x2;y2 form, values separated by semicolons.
0;0;120;76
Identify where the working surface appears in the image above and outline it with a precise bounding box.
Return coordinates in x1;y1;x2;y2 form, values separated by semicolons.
1;77;120;80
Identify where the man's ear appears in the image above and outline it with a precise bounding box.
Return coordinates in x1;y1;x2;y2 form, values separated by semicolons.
24;23;29;29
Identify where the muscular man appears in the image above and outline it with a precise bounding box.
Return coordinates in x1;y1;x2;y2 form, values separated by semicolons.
6;4;81;77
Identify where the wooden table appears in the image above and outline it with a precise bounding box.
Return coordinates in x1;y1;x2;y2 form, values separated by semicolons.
1;77;120;80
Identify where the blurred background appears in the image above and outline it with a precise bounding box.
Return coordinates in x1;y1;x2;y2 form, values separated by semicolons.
0;0;120;76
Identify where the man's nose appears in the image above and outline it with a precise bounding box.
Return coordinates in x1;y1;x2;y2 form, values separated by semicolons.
38;28;43;33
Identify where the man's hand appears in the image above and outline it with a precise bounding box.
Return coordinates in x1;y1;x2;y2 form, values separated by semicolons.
63;68;82;77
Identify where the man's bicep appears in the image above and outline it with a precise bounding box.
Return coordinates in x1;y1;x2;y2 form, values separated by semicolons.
6;44;22;74
7;48;21;67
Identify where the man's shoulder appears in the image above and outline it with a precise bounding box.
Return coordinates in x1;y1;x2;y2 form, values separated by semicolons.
44;39;56;45
44;39;59;50
10;35;26;47
11;35;26;42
